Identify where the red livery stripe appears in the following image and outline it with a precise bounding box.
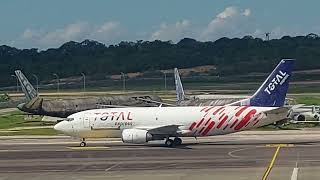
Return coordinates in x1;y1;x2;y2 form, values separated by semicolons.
213;107;224;115
200;107;209;112
234;106;241;110
204;118;211;126
217;115;228;129
199;127;206;134
230;119;238;129
234;109;257;130
204;106;215;112
196;118;205;128
189;122;197;130
235;106;249;117
202;121;215;136
219;109;225;115
219;113;225;120
253;120;260;126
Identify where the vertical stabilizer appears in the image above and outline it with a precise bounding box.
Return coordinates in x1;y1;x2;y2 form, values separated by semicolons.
174;68;185;104
14;70;38;101
247;59;295;107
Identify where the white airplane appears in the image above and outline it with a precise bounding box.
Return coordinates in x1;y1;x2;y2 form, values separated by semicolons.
54;59;295;147
290;105;320;122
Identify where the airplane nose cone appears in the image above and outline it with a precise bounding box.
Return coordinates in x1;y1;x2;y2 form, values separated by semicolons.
54;121;69;133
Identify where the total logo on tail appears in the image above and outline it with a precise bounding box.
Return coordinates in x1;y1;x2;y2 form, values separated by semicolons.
231;59;295;107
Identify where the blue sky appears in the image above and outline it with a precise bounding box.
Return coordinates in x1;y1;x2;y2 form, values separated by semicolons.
0;0;319;49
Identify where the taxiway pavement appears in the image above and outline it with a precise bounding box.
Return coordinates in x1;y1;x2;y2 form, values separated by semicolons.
0;129;320;180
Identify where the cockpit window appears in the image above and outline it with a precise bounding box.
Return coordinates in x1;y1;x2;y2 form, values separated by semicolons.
65;118;74;121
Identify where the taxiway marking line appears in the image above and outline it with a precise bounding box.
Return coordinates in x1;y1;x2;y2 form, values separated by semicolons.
291;167;299;180
265;144;294;147
67;146;110;150
262;146;281;180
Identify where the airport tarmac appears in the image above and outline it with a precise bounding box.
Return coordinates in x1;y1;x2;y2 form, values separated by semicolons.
0;130;320;180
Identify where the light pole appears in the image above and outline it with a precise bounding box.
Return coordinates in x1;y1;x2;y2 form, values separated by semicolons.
11;75;19;92
52;73;59;93
32;74;39;93
81;72;86;92
120;72;126;92
162;71;167;91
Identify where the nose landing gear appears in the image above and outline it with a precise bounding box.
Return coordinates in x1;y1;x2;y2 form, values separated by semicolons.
80;138;86;147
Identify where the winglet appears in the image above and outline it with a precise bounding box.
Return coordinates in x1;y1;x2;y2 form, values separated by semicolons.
174;68;185;104
14;70;38;101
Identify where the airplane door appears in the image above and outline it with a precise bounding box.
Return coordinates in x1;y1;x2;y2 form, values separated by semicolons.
83;114;90;128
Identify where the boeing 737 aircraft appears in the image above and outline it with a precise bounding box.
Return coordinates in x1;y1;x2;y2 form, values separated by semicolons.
15;70;162;118
54;59;294;147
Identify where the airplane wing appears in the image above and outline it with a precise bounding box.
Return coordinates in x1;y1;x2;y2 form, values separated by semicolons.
96;104;131;108
135;97;176;107
290;120;320;123
263;107;290;115
136;125;182;135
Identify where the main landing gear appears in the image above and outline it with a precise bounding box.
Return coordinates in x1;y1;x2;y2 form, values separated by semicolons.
165;137;182;147
80;138;87;147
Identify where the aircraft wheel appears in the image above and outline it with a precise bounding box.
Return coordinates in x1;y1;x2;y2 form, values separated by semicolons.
165;139;174;147
80;141;86;147
173;137;182;145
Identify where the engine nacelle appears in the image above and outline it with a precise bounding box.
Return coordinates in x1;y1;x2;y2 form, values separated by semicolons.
293;114;305;121
121;129;153;144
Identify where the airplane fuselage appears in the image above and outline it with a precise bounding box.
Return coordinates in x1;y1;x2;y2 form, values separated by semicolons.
18;95;162;118
55;106;287;138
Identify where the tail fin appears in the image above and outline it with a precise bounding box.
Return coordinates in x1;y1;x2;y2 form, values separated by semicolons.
14;70;38;101
174;68;185;103
247;59;295;107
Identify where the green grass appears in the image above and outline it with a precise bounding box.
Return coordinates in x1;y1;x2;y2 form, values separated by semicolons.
0;111;26;129
0;111;44;129
0;110;58;135
257;122;320;131
0;128;58;136
295;96;320;105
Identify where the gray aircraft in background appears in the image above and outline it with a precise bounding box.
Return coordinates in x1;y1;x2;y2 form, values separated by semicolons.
173;68;246;106
15;70;162;118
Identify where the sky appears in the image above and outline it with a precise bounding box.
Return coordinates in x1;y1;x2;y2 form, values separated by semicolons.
0;0;319;49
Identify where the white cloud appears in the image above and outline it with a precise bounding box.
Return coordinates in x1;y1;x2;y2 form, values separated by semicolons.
39;22;89;46
92;22;123;42
13;6;312;49
97;22;119;34
150;19;193;41
17;21;123;49
243;9;251;17
216;6;237;19
22;29;36;39
201;6;252;41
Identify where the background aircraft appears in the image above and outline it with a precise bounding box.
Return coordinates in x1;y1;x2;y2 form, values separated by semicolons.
54;59;294;147
290;105;320;122
174;68;247;106
15;70;162;119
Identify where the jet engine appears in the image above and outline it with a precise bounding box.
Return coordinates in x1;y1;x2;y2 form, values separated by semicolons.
293;114;306;121
121;129;153;144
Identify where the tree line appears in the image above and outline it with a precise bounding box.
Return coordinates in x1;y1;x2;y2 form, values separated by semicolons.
1;34;320;87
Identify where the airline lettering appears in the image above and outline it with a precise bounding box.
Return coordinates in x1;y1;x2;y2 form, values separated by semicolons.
97;111;133;121
264;70;289;95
